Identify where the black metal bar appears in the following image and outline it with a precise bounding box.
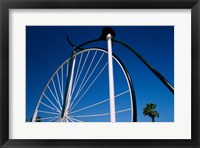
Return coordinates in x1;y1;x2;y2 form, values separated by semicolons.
66;37;76;48
67;36;87;51
75;38;105;51
113;39;174;94
67;37;174;94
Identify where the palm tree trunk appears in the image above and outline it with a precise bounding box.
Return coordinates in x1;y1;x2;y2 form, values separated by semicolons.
152;117;155;122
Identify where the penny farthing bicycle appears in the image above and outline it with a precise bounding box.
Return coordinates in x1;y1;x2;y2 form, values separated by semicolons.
32;27;173;122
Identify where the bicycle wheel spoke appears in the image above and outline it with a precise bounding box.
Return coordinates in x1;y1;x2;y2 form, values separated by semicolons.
68;118;74;122
71;52;104;107
56;117;61;122
71;113;109;118
77;52;104;94
70;51;90;102
47;85;62;111
115;90;130;97
68;99;109;115
69;62;108;112
68;90;129;115
68;117;84;122
43;93;61;113
40;101;61;113
37;110;61;115
61;66;64;105
70;108;131;118
72;51;97;96
56;71;63;105
116;108;131;113
52;78;62;110
48;116;60;122
36;116;59;121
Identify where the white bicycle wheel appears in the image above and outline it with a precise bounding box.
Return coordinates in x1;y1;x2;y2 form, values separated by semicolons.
32;48;135;122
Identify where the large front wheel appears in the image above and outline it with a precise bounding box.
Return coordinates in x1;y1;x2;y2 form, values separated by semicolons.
32;48;136;122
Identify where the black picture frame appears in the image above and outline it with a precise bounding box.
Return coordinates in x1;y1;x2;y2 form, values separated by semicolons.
0;0;199;148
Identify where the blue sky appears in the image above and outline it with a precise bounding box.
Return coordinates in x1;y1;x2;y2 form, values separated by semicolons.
26;26;174;122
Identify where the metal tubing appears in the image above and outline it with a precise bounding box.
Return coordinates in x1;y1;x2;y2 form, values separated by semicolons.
67;37;174;94
107;34;116;122
61;50;76;118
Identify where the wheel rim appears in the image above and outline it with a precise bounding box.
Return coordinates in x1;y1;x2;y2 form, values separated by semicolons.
32;48;135;122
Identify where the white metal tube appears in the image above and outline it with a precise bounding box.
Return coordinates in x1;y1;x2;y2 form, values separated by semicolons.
32;110;38;122
65;57;76;114
107;34;116;122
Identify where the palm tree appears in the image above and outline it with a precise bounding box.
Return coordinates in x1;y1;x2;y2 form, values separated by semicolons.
143;103;159;122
